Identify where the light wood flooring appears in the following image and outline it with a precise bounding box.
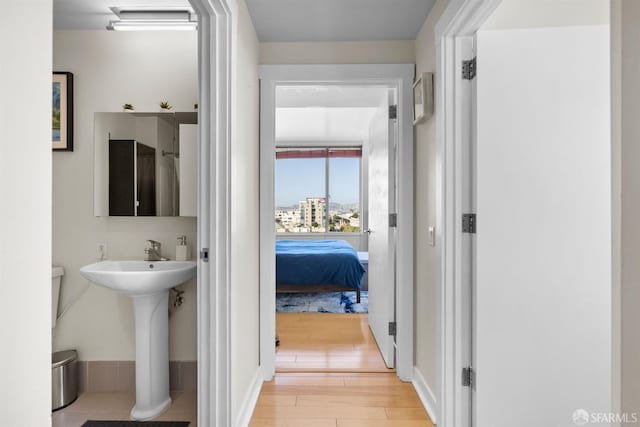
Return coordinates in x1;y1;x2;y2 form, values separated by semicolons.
250;372;434;427
276;313;391;372
250;313;434;426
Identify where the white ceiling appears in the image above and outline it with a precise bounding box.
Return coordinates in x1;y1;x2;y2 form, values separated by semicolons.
54;0;436;42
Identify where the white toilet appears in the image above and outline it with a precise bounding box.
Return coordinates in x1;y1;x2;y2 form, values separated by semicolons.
52;266;64;328
51;265;78;411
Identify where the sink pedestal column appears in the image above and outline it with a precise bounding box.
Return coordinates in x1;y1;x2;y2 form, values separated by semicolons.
129;290;171;420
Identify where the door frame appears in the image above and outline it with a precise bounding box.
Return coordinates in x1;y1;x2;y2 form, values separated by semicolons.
190;0;234;425
258;64;415;381
434;0;502;426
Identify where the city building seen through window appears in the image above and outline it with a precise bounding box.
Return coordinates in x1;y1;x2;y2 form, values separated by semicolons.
275;147;361;233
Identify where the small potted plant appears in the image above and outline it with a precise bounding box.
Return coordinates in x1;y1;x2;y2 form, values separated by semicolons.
122;103;134;112
159;101;173;111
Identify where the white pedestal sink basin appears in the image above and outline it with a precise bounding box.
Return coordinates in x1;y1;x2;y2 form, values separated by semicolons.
80;260;196;420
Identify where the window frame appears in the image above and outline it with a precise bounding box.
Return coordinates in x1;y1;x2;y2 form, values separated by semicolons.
275;142;364;235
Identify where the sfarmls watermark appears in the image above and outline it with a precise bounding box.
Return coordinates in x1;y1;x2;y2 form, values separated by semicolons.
573;409;638;425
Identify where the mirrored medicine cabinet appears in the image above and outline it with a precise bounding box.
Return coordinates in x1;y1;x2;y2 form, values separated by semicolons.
93;112;197;217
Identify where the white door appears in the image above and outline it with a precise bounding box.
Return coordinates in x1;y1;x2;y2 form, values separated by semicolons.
367;93;396;368
473;25;611;427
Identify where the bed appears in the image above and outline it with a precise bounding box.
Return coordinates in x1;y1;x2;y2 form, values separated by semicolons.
276;239;365;303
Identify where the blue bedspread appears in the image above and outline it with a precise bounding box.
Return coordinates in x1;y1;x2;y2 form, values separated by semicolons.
276;240;365;289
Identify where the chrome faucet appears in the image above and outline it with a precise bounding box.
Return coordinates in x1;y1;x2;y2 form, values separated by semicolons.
144;240;169;261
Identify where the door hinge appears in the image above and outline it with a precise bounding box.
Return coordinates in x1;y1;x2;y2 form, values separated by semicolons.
388;322;397;336
200;248;209;262
389;105;398;120
462;57;477;80
389;213;398;228
462;366;475;388
462;213;476;234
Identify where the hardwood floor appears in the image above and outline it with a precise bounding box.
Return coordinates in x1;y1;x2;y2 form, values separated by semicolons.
250;313;434;426
276;313;391;372
249;372;435;427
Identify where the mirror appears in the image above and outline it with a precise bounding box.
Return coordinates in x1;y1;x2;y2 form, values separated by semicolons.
94;112;197;217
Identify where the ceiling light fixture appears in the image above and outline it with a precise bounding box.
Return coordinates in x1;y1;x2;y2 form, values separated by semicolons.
107;9;197;31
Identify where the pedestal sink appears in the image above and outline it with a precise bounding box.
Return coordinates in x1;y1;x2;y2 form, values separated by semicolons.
80;260;196;420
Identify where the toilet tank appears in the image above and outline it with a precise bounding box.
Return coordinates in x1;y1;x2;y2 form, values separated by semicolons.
52;266;64;328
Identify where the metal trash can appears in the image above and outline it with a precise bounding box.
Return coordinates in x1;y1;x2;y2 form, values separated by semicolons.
52;350;78;411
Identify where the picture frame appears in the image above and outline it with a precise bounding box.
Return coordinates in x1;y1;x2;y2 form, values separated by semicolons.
413;71;434;125
52;72;74;151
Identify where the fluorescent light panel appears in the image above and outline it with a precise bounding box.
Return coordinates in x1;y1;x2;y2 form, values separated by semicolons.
108;21;197;31
118;10;190;21
107;9;197;31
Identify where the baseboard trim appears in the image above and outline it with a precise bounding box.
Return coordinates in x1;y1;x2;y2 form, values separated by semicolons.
77;360;196;393
235;369;263;427
412;366;439;425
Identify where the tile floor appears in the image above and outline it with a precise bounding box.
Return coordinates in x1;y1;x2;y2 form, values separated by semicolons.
52;391;196;427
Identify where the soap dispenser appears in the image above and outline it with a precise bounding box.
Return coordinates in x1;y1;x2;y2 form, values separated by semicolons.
176;235;190;261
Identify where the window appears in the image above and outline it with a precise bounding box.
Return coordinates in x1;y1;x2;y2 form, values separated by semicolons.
275;147;361;233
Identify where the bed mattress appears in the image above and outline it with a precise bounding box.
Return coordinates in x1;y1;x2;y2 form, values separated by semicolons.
275;240;365;290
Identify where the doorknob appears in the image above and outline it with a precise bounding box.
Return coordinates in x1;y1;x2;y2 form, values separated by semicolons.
365;228;373;234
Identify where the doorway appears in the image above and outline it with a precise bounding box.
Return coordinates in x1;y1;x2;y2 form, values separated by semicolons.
271;84;395;372
259;64;415;381
437;1;614;426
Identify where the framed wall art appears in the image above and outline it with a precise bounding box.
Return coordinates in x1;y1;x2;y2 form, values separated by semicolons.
52;72;74;151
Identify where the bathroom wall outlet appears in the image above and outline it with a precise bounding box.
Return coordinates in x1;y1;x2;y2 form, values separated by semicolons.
97;243;107;260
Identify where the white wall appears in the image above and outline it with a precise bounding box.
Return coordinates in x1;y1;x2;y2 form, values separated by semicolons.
482;0;609;29
260;40;415;64
475;21;611;427
620;0;640;417
413;0;448;408
230;0;261;423
0;0;52;424
52;31;198;361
